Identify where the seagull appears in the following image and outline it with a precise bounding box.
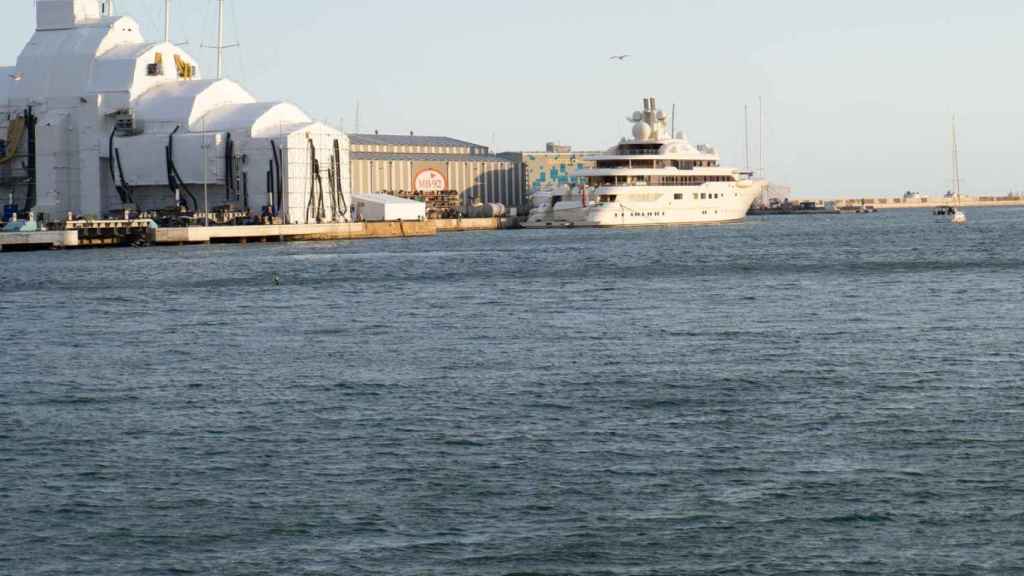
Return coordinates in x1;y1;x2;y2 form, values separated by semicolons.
609;54;631;61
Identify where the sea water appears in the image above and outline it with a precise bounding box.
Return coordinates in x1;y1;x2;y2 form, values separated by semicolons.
2;208;1023;574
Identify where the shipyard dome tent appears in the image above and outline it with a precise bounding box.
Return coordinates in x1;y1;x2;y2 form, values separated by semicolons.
0;0;351;224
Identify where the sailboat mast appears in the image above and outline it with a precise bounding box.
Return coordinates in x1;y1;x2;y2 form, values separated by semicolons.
744;104;750;171
952;114;961;206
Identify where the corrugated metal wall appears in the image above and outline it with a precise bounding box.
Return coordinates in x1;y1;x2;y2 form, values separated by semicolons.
350;157;523;209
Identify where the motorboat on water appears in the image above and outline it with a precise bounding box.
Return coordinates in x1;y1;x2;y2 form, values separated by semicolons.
523;97;765;228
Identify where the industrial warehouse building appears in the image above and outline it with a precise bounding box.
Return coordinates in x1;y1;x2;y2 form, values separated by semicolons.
349;133;522;213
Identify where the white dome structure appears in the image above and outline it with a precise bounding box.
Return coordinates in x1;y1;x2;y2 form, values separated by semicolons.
632;121;652;141
1;0;351;224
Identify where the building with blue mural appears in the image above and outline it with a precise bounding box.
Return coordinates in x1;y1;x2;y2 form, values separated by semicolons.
499;143;598;208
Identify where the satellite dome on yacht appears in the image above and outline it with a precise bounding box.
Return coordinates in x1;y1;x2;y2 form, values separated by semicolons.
1;0;350;224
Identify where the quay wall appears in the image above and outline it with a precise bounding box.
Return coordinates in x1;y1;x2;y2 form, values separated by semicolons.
0;231;79;251
153;221;436;244
2;217;521;252
808;196;1024;209
151;217;513;246
434;217;515;232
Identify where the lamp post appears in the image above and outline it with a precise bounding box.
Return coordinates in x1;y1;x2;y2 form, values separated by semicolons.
202;117;209;226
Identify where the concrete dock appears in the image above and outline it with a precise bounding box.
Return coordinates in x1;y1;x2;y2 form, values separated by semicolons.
0;217;516;252
0;230;79;251
152;217;515;245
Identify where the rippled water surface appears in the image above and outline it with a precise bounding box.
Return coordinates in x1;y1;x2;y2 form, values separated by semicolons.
3;208;1024;575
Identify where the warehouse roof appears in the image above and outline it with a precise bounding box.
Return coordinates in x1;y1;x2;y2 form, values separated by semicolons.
350;152;513;164
349;133;482;148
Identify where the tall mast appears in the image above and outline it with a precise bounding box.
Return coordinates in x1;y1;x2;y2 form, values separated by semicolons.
952;114;961;205
216;0;225;79
758;96;763;177
164;0;171;43
203;0;238;79
744;103;750;171
761;97;768;180
759;96;768;206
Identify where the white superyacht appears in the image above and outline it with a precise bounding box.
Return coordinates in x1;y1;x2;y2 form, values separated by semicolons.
524;97;764;228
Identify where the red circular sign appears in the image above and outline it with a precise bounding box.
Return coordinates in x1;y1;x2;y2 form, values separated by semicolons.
414;169;447;192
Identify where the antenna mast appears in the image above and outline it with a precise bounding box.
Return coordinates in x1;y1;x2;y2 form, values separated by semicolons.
202;0;239;80
164;0;171;43
216;0;225;79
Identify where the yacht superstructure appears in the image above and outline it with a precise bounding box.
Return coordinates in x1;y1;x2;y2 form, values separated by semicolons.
524;98;764;228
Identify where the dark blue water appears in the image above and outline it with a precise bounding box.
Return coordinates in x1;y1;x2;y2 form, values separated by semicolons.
3;208;1024;575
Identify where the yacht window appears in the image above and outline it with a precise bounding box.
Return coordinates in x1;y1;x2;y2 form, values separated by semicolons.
700;193;706;199
674;193;683;200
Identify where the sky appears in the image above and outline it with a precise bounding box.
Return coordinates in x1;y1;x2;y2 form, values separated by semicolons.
2;0;1023;198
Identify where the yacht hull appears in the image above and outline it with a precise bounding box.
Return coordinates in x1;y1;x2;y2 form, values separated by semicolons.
523;182;763;228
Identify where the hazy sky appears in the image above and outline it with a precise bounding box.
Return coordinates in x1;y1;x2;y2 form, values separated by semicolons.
3;1;1023;197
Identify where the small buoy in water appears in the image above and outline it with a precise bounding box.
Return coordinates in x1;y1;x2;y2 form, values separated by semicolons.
272;272;280;286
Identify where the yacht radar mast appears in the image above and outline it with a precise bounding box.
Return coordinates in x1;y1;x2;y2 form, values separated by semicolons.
629;97;669;141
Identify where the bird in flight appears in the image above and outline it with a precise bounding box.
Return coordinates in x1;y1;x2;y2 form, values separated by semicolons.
609;54;631;61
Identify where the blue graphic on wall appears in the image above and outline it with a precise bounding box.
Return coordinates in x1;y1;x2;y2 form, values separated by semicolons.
525;154;590;192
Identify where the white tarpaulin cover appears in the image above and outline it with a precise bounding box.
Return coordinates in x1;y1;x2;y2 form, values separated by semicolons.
1;0;351;223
